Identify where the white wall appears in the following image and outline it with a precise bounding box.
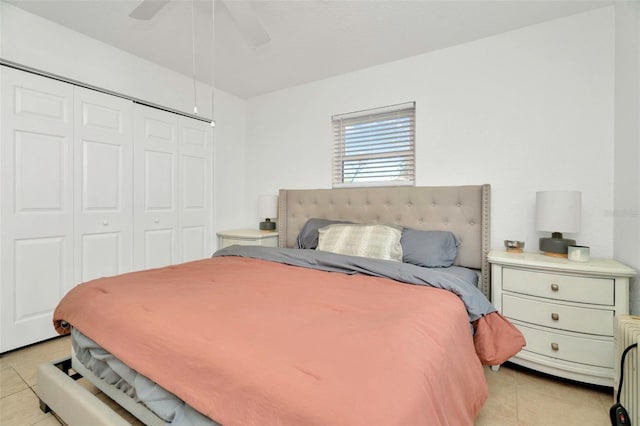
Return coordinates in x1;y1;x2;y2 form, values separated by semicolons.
614;2;640;314
0;1;249;240
246;7;616;257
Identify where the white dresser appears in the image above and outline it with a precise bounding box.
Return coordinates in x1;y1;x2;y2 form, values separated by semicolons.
217;229;278;249
489;250;636;386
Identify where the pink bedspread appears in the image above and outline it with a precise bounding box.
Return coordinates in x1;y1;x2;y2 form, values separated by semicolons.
54;257;522;425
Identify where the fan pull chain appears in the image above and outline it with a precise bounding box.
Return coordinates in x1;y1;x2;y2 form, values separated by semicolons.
191;0;198;114
210;0;216;127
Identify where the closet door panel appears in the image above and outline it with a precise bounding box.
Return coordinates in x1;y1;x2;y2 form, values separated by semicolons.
182;226;206;262
82;141;120;210
15;131;66;212
15;237;66;321
144;229;175;269
145;150;174;208
74;88;133;284
81;233;121;280
134;105;179;271
182;156;205;208
14;83;68;122
1;68;74;352
179;117;212;262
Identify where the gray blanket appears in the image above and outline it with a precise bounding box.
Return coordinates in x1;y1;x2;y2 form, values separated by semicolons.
212;245;496;322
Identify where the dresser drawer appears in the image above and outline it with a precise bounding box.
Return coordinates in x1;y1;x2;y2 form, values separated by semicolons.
502;268;613;305
516;323;613;368
502;294;614;336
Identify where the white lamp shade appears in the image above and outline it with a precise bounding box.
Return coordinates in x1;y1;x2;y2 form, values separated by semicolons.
536;191;581;233
258;194;278;219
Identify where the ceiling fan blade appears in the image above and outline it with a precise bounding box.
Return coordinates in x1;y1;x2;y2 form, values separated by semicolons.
223;0;271;46
129;0;170;20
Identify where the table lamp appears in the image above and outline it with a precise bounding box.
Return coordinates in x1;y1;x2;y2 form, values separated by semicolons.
536;190;581;257
258;194;278;230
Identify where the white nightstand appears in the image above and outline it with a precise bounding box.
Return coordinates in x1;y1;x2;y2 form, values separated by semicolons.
217;229;278;249
489;250;636;387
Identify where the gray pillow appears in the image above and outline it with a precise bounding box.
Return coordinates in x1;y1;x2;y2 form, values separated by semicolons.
295;218;352;249
400;228;459;267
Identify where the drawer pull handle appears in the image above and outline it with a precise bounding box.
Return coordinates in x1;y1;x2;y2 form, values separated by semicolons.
551;313;559;321
550;283;559;292
551;343;559;351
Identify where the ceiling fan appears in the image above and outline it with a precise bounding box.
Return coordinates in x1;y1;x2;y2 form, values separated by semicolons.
128;0;271;46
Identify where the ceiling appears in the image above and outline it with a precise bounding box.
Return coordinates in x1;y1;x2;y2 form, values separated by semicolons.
9;0;612;99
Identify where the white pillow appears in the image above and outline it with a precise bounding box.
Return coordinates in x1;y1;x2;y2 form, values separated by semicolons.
317;224;403;262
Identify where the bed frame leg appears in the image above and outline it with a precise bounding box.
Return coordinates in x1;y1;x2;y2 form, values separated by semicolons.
53;357;82;380
39;398;51;413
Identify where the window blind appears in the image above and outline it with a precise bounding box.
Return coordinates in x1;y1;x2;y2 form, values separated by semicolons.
332;102;415;186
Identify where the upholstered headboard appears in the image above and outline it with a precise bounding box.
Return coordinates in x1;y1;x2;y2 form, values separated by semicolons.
277;185;491;298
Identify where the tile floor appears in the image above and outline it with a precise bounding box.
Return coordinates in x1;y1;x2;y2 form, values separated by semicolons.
1;335;614;425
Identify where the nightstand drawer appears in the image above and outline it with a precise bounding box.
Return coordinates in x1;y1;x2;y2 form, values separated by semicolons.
502;294;614;336
221;237;277;248
503;268;613;305
223;238;255;246
217;230;279;249
516;323;613;368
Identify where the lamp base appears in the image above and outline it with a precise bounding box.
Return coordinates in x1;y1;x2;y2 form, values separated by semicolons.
539;232;575;258
259;219;276;231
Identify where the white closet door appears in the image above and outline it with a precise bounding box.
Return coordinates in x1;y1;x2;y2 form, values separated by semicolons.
133;104;179;271
0;68;74;352
74;88;133;283
178;117;213;262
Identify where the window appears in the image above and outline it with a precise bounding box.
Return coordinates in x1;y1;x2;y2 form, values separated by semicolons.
332;102;415;187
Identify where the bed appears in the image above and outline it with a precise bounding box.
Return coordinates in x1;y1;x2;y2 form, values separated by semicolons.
38;184;525;426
